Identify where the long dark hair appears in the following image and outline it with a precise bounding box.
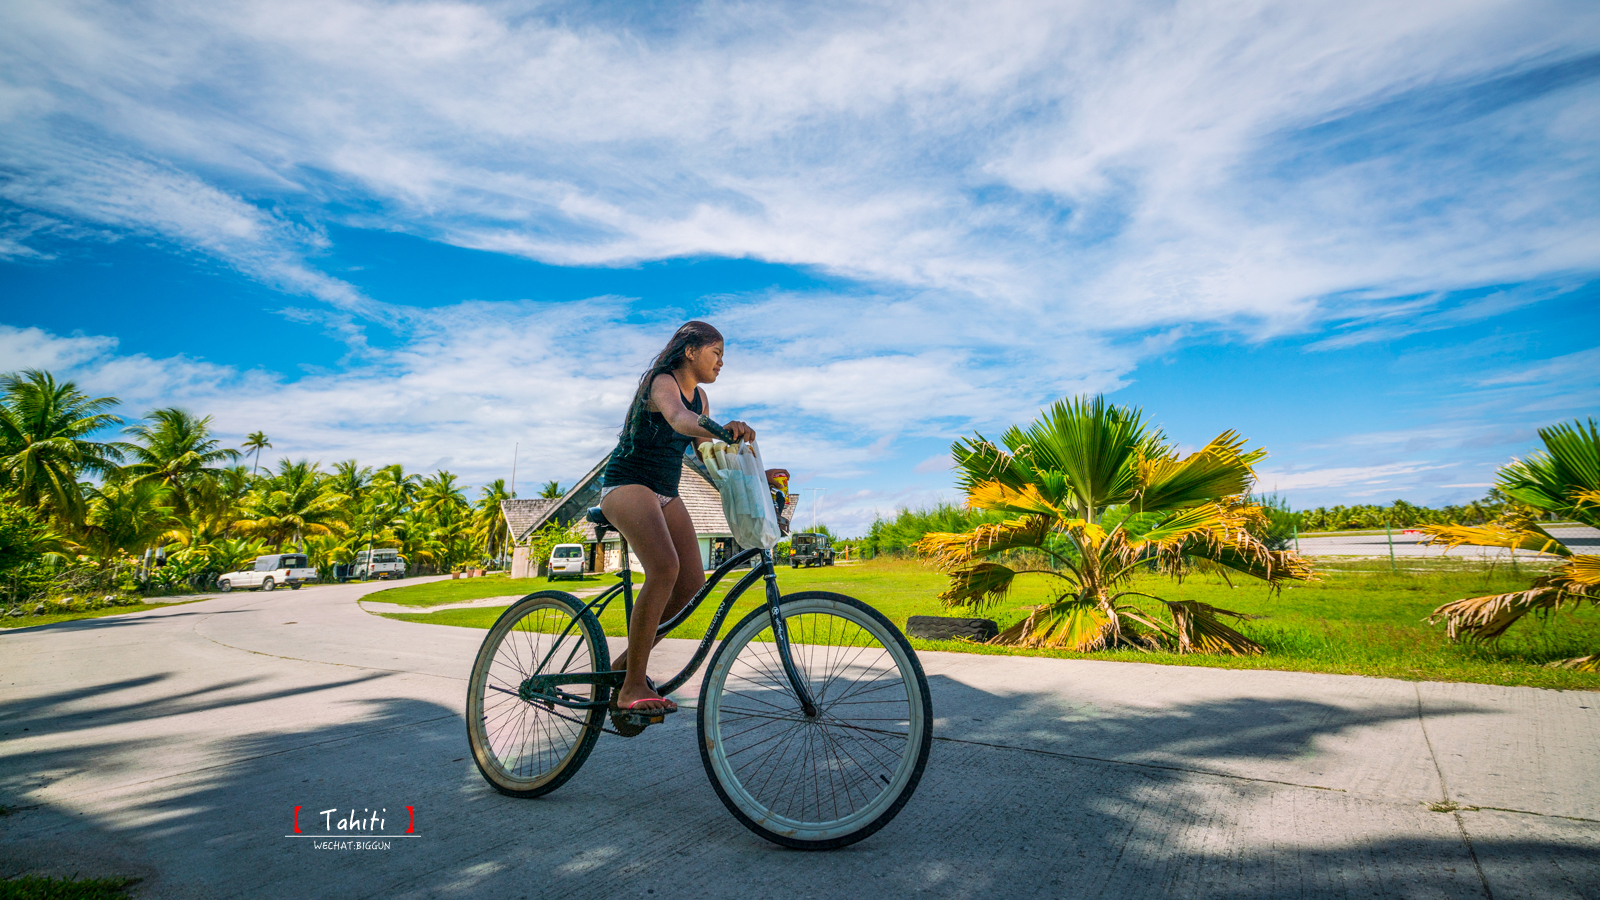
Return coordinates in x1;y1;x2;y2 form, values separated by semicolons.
618;320;723;453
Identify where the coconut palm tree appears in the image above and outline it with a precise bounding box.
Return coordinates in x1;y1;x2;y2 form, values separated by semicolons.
80;480;180;560
328;460;372;509
917;396;1312;653
0;370;127;528
122;408;241;516
473;478;513;562
371;464;420;510
418;470;468;517
242;431;272;476
235;460;345;550
539;479;563;499
1422;418;1600;670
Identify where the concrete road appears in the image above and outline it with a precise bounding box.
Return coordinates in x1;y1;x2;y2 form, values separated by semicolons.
1294;524;1600;559
2;579;1596;899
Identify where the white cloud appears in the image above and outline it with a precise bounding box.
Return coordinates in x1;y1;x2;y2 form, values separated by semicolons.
1;0;1597;335
1253;462;1458;492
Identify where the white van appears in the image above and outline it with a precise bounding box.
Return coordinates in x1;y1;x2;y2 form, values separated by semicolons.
548;544;585;581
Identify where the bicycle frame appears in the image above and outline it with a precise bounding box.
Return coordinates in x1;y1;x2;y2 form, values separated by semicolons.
519;540;819;718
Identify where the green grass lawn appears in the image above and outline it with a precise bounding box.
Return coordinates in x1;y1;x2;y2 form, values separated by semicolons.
0;598;208;630
359;574;617;608
376;557;1600;691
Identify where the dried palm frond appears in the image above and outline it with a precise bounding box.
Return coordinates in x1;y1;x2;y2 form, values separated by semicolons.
1161;599;1265;656
1547;655;1600;672
1421;522;1571;557
1552;554;1600;589
936;561;1024;609
1142;503;1313;587
915;514;1055;569
1426;585;1567;642
964;481;1062;518
994;599;1115;649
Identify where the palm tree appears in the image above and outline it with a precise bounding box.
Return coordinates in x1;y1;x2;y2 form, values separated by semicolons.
1422;418;1600;670
418;470;468;517
917;396;1312;653
539;479;563;499
235;460;345;550
242;431;272;476
0;370;127;528
328;460;372;508
473;478;513;562
372;464;421;509
80;480;180;560
122;408;241;516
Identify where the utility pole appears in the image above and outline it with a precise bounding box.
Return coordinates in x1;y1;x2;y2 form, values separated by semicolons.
510;442;519;498
804;488;827;532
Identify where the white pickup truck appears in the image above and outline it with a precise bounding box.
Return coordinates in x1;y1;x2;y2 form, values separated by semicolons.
351;548;406;580
218;553;317;592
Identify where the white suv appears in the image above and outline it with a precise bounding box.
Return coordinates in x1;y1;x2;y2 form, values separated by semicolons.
218;554;317;592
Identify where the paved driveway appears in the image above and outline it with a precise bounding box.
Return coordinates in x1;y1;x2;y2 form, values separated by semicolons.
1;579;1596;899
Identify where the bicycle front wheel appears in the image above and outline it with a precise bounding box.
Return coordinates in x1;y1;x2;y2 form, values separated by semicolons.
467;591;608;798
698;591;932;849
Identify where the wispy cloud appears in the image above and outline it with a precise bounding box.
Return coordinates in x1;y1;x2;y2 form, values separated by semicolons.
2;0;1598;529
3;0;1598;331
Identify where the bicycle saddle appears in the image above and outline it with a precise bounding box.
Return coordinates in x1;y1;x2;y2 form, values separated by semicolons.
586;506;610;528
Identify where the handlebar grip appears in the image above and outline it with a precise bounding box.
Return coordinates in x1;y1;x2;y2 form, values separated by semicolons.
697;414;736;443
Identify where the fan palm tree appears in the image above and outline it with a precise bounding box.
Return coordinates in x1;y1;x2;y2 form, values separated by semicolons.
122;408;241;516
235;460;345;550
1422;418;1600;670
0;370;127;528
242;431;272;476
917;396;1312;653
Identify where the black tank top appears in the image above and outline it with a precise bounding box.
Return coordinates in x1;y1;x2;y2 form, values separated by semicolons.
602;387;703;497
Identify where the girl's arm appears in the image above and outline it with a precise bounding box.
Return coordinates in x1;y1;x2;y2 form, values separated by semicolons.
651;375;755;442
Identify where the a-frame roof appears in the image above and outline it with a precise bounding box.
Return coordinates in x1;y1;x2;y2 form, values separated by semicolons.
510;450;798;544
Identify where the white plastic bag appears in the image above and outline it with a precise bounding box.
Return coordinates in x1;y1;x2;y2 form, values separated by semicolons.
705;441;782;551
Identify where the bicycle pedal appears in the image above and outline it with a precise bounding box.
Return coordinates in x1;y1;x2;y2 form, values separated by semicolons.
608;709;649;737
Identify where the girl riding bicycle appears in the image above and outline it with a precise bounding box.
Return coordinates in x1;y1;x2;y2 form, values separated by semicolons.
600;320;754;716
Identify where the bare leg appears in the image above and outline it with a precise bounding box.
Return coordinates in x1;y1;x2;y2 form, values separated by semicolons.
610;498;705;677
599;486;697;712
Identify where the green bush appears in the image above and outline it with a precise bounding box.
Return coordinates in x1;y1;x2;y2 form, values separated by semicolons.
860;504;1004;557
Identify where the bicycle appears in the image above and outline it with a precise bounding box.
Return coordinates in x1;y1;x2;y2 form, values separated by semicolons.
465;427;933;850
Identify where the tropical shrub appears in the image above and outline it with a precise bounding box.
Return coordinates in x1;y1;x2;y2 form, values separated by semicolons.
917;396;1312;653
1422;418;1600;670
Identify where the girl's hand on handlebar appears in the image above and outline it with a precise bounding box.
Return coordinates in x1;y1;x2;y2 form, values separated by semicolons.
727;420;756;442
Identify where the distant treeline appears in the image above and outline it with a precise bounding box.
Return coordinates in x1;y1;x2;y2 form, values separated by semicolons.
1295;492;1526;532
858;503;1005;557
852;492;1532;558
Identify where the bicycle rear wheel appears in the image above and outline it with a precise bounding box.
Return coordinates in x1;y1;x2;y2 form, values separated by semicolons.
698;591;932;849
467;591;608;798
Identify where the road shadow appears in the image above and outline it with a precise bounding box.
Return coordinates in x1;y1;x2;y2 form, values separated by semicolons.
1;667;1592;899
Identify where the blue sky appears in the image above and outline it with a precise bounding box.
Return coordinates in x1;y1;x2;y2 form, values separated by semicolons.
1;0;1597;535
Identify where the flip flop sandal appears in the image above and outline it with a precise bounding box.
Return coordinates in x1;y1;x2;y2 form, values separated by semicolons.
609;696;677;736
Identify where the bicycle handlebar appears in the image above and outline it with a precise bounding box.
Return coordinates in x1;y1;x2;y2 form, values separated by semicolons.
697;414;737;443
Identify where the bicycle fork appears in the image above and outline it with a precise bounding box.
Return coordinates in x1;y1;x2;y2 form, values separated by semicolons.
762;551;819;718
